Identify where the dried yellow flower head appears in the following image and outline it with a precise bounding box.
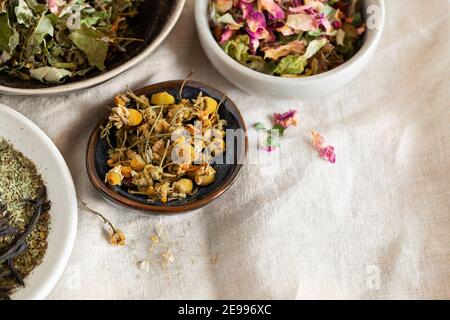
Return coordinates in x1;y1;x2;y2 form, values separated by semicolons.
110;229;126;246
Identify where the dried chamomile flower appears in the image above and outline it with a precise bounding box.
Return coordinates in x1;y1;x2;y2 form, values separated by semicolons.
105;165;124;186
101;89;227;202
110;229;126;246
79;200;125;247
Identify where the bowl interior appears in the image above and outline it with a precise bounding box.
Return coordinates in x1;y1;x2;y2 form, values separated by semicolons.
89;81;247;212
0;0;181;90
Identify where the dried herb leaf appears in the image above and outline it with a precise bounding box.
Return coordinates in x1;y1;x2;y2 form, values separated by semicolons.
14;0;34;27
30;66;72;83
69;24;108;70
0;13;19;53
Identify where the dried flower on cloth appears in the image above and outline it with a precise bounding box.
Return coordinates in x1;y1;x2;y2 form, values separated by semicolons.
311;130;336;163
274;109;298;128
79;200;126;246
255;109;298;152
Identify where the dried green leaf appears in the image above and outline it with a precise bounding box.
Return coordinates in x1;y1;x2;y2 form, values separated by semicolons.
15;0;34;27
69;24;108;70
0;13;19;53
272;124;285;136
254;122;267;130
30;66;72;83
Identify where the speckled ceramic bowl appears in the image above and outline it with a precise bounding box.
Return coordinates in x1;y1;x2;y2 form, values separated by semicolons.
0;0;185;96
86;80;248;214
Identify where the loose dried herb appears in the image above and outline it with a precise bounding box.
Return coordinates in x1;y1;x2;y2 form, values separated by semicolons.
0;0;142;83
254;109;298;152
100;89;227;203
0;138;50;300
209;0;366;77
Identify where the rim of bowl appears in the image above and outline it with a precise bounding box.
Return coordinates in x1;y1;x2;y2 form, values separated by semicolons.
195;0;385;84
0;103;78;300
0;0;186;96
86;80;248;214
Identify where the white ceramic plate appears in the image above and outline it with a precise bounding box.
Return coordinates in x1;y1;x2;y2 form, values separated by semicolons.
0;104;77;300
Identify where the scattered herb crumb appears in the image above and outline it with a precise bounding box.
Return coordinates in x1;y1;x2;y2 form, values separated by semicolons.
137;260;150;273
161;251;175;266
150;234;160;247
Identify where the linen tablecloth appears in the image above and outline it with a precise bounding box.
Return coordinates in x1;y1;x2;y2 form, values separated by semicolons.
0;0;449;299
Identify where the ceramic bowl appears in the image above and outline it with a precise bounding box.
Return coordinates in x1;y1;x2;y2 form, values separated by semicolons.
0;104;77;300
86;80;247;213
195;0;385;99
0;0;185;96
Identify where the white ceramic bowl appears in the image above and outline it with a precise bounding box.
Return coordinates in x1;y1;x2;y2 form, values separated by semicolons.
0;104;77;300
195;0;385;99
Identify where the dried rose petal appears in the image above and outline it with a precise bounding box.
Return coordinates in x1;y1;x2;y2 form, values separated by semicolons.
215;0;234;13
311;130;325;150
48;0;60;13
240;0;255;19
311;130;336;163
274;109;298;128
276;24;295;36
261;145;277;152
219;26;236;44
286;13;318;32
263;40;305;61
249;36;260;54
319;146;336;163
259;0;285;20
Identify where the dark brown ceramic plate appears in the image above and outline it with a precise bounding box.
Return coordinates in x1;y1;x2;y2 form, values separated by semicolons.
0;0;185;96
86;80;248;214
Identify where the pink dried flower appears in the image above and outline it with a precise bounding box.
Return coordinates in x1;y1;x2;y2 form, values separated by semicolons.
262;145;277;152
319;146;336;163
311;130;325;149
259;0;285;20
240;0;255;19
246;9;269;40
249;36;260;54
48;0;60;13
219;26;236;44
332;20;342;29
311;130;336;164
247;10;267;32
274;109;298;128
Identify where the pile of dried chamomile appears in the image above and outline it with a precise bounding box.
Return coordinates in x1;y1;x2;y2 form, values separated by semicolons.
101;89;227;203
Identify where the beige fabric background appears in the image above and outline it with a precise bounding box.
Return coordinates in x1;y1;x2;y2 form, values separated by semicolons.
1;0;449;299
